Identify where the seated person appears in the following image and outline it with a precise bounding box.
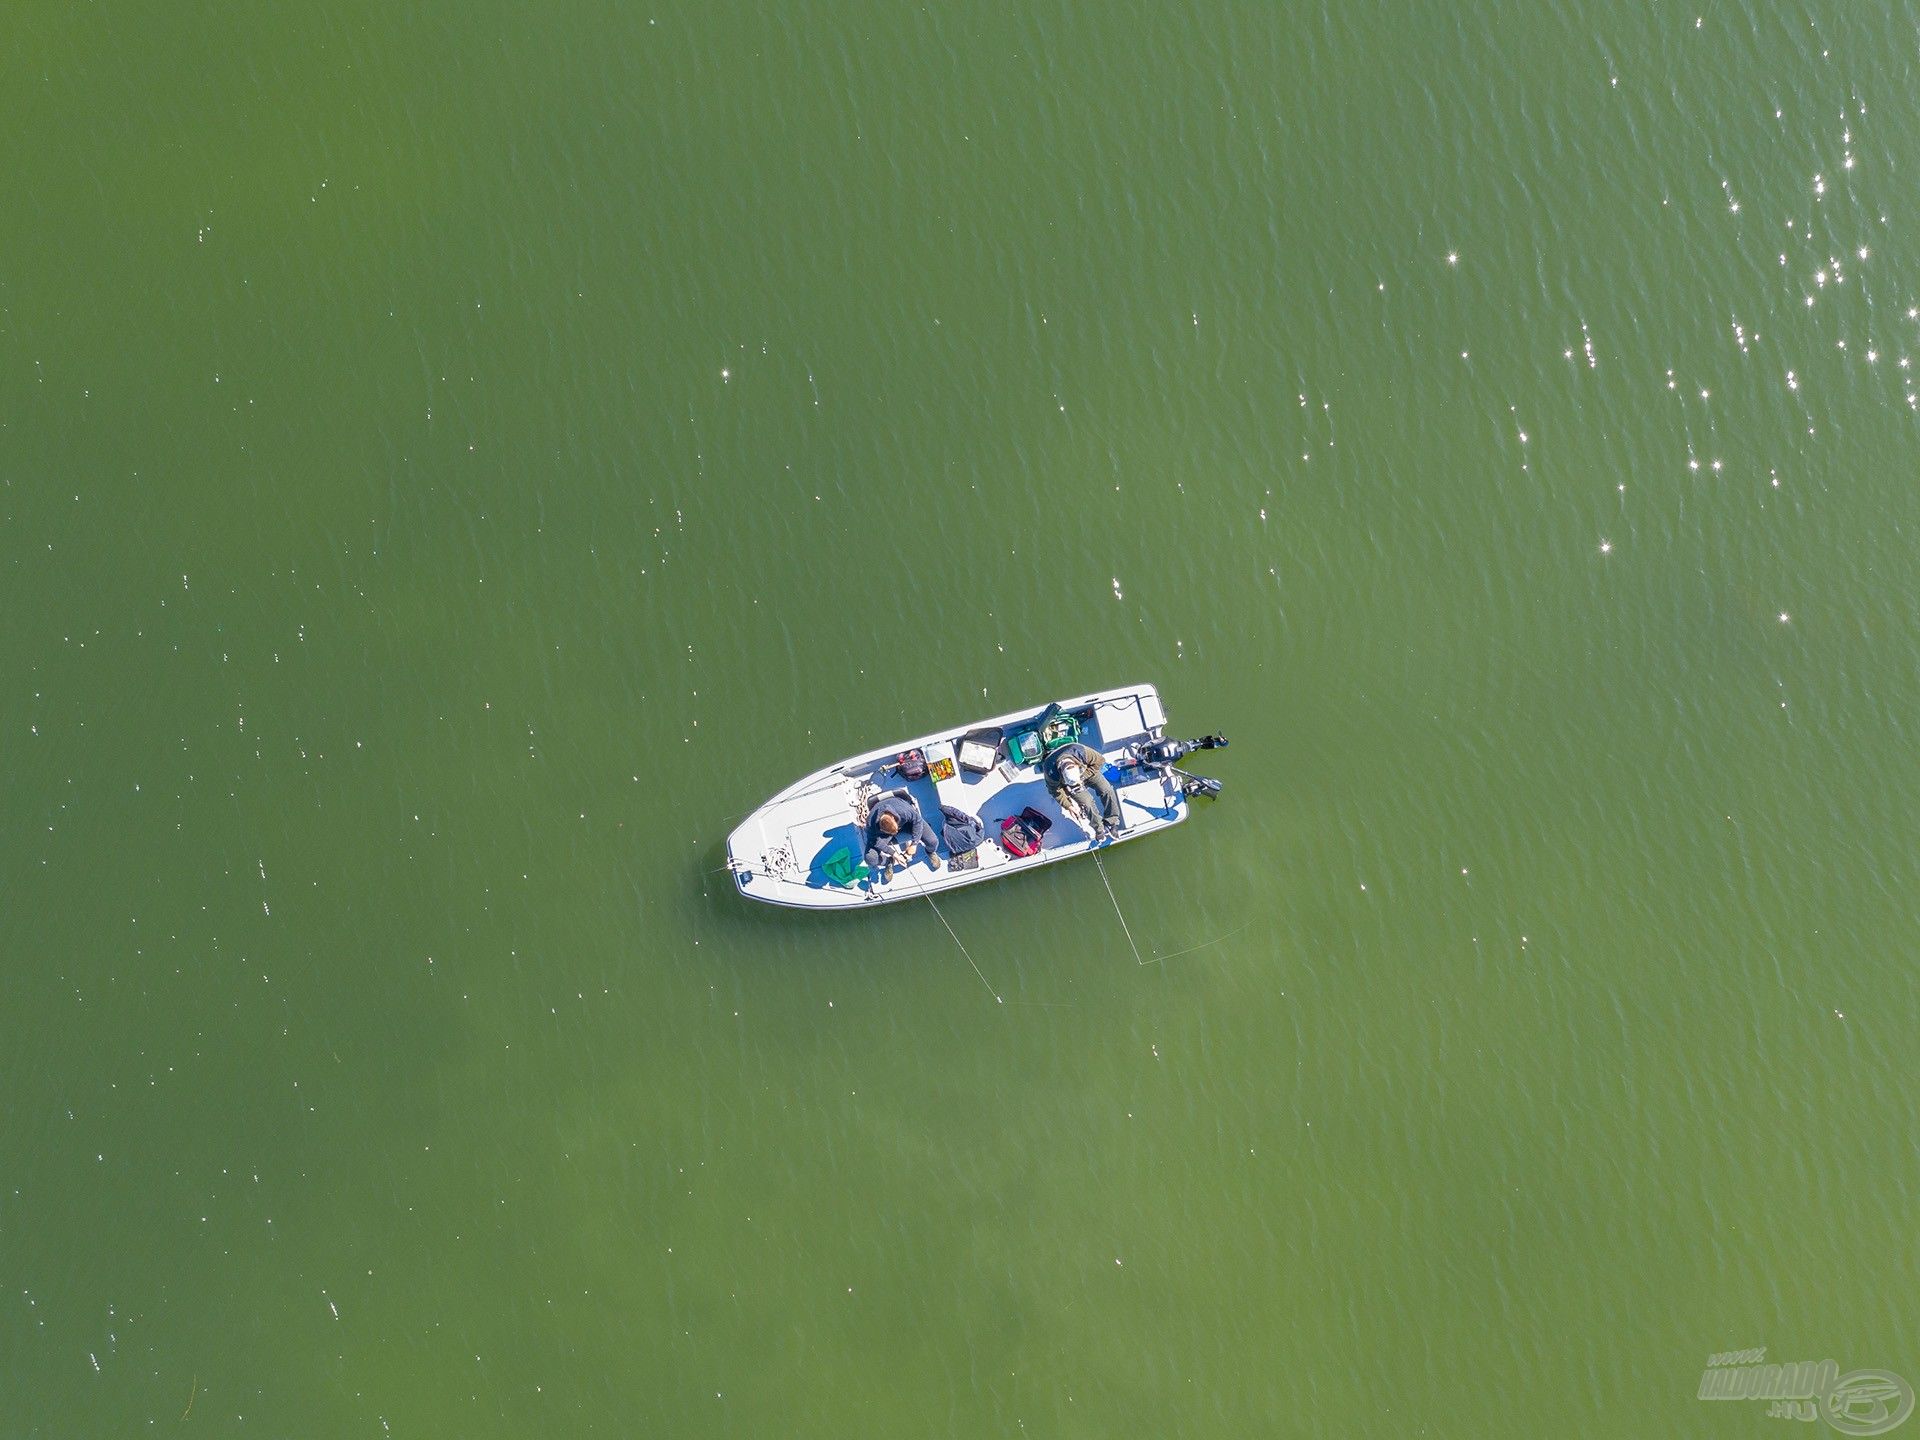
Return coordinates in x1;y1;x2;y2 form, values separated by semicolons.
1045;742;1123;841
865;791;941;879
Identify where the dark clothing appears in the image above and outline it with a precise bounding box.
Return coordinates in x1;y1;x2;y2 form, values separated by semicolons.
1045;742;1122;839
938;804;986;857
865;791;939;876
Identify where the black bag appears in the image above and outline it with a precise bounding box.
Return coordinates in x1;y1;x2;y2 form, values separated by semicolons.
1018;805;1054;836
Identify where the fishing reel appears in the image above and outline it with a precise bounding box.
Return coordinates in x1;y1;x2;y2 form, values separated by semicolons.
1131;734;1227;799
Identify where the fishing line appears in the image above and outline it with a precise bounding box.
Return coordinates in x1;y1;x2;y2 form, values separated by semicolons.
903;867;1002;1004
1140;919;1255;966
1090;851;1144;966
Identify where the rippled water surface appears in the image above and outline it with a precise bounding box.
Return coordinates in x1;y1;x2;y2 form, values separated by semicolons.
6;3;1919;1435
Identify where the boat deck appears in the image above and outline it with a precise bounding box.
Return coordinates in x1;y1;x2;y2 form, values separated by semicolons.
727;685;1188;908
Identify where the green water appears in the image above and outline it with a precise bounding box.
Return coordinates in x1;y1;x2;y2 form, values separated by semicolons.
6;3;1919;1435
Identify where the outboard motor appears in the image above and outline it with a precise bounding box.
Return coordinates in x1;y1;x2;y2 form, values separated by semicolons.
1132;734;1227;799
1136;734;1228;768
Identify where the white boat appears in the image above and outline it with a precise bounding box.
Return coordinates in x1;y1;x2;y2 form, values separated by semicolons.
725;682;1223;909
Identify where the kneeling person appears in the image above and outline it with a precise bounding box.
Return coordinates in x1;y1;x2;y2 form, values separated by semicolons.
865;793;941;880
1045;742;1122;841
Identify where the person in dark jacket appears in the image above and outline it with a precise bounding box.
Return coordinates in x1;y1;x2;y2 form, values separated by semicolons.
865;791;941;880
1045;741;1122;841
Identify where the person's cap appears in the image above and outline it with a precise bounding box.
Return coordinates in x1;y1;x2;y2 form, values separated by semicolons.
1059;761;1084;787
